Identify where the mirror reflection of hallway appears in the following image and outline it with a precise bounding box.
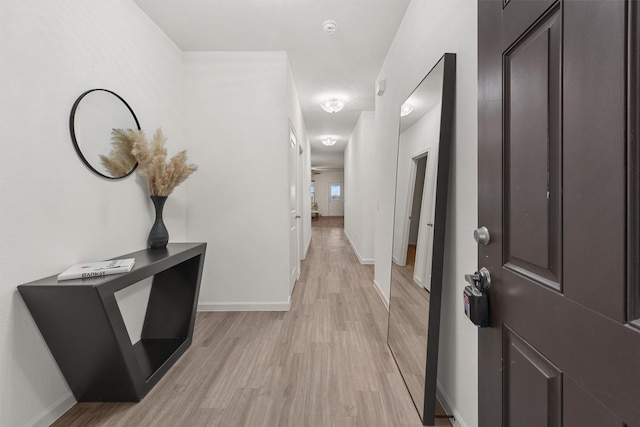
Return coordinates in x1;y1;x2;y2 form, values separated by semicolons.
387;53;456;425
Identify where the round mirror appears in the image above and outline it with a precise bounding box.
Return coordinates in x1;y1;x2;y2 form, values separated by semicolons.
69;88;140;179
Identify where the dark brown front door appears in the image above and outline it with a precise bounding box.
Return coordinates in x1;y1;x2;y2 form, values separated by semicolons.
478;0;640;425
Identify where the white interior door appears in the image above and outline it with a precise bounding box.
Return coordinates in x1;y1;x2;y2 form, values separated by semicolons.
393;160;418;266
289;127;300;294
328;182;344;216
414;150;437;291
298;141;304;261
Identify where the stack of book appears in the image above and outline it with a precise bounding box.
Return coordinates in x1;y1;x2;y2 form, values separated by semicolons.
57;258;135;281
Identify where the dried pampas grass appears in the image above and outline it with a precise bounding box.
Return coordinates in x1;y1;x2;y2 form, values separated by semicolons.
100;129;137;177
112;128;198;196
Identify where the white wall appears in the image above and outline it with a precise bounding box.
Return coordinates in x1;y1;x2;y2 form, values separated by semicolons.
373;1;478;426
183;52;292;311
0;1;184;425
344;111;375;264
312;170;345;217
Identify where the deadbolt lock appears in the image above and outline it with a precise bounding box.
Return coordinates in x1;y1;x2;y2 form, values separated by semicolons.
464;267;491;292
473;226;491;245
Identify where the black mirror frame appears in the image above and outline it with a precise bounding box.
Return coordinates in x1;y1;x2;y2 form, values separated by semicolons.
420;52;456;425
69;88;140;180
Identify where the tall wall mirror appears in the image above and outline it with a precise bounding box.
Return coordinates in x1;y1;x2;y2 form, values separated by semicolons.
387;53;456;426
70;88;140;179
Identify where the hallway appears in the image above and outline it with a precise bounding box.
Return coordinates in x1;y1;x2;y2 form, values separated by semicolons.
53;217;448;426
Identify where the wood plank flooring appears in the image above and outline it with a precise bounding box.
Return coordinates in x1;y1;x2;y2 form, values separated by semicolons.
406;244;417;273
53;216;452;427
388;261;431;418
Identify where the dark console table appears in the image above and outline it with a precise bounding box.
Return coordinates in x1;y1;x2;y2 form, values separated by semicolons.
18;242;206;402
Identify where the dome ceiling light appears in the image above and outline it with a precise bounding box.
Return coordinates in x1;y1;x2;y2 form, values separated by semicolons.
321;137;337;147
320;97;346;114
400;102;414;117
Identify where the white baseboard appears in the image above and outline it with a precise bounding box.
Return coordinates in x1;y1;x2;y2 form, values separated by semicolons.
198;299;291;312
372;279;389;311
437;383;469;427
30;394;75;427
301;235;311;260
413;274;424;287
343;231;374;264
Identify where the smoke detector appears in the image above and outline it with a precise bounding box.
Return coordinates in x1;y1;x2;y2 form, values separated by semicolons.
322;20;337;35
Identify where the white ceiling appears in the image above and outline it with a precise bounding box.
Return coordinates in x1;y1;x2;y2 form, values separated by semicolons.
132;0;411;169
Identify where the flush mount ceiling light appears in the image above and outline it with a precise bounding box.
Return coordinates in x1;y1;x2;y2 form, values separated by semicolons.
400;102;414;117
322;20;337;35
320;97;345;114
321;137;337;147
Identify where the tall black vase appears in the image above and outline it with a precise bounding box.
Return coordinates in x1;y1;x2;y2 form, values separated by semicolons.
148;195;169;249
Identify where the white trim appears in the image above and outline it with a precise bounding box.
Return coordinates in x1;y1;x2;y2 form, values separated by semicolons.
343;231;374;264
396;149;432;267
437;383;468;427
398;158;418;264
372;279;389;311
198;298;291;312
413;274;424;288
30;394;76;427
301;234;311;260
411;146;431;161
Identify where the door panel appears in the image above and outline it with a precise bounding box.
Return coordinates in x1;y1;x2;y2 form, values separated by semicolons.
563;0;627;322
564;378;625;427
503;326;562;427
501;268;640;422
503;0;557;48
415;154;434;291
504;7;561;289
478;0;640;425
289;128;299;293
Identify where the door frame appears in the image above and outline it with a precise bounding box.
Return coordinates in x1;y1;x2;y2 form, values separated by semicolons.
397;149;431;274
298;139;305;262
289;125;300;294
328;182;344;216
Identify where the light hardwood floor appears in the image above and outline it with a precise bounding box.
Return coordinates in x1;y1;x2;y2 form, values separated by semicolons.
388;260;431;419
405;244;417;273
53;216;452;427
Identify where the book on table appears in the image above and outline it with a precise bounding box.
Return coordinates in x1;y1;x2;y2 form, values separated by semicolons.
57;258;136;281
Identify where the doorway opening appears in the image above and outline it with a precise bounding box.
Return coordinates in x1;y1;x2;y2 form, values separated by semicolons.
328;182;344;216
406;156;428;273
